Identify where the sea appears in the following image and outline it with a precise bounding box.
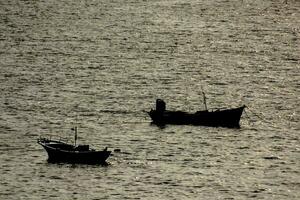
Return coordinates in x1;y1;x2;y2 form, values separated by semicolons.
0;0;299;199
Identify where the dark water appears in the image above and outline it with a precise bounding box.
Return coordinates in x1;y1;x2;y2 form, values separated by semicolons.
0;0;299;199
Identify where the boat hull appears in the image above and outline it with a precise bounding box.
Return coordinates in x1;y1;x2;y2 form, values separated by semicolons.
38;140;111;164
148;105;245;128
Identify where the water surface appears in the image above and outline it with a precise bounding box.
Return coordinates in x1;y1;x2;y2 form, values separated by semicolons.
0;0;299;199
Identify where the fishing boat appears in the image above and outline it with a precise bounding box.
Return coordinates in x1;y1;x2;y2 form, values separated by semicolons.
148;98;246;128
37;127;111;164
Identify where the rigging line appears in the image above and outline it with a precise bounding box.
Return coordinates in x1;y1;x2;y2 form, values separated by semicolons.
245;106;271;124
243;108;254;126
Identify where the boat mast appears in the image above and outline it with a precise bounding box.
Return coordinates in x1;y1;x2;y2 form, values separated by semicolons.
74;126;78;147
202;91;208;110
201;87;208;111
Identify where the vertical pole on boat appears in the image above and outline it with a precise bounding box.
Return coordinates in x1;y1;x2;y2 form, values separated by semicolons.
74;126;77;147
74;114;78;147
201;87;208;111
203;91;208;110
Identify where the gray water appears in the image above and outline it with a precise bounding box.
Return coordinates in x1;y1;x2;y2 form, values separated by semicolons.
0;0;299;199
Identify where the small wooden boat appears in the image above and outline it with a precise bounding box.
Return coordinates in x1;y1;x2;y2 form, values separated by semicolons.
37;127;111;164
148;99;245;128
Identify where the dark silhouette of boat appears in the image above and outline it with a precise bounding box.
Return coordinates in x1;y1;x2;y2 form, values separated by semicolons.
37;127;111;164
148;99;246;128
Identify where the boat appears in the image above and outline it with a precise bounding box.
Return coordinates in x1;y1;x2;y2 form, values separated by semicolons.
148;99;246;128
37;127;111;164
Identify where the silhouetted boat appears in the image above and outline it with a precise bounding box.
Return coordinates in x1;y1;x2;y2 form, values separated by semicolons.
148;99;246;128
37;127;111;164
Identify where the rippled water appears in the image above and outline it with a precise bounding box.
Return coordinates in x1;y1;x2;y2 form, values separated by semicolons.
0;0;299;199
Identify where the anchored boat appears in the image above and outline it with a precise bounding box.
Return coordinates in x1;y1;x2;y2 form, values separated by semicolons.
148;99;245;128
37;127;111;164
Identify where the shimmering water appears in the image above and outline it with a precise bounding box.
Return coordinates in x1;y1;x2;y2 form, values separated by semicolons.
0;0;299;199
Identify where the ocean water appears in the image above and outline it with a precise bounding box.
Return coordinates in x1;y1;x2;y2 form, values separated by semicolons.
0;0;299;199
